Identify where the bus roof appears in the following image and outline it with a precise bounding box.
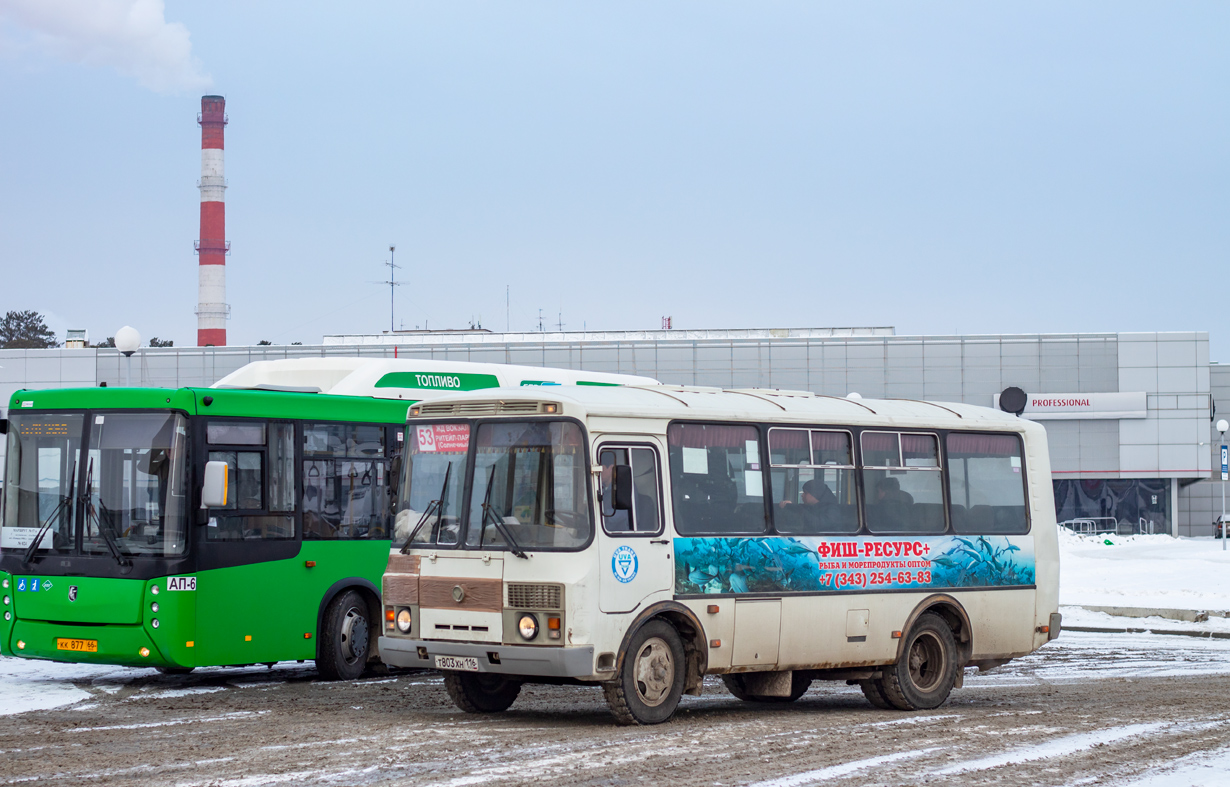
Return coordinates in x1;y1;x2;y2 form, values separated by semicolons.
212;358;659;399
408;384;1039;434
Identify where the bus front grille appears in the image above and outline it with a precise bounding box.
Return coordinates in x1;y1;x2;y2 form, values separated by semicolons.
506;583;563;611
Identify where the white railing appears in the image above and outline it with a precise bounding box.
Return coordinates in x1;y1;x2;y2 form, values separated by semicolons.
1060;516;1164;536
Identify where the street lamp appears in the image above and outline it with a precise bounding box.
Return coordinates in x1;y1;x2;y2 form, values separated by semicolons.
1219;418;1228;551
115;326;140;387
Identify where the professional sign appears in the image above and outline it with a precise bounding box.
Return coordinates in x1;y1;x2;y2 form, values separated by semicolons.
1222;445;1228;481
992;391;1147;420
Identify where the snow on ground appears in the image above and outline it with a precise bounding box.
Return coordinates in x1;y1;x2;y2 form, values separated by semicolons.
1117;745;1230;786
0;658;149;716
1060;606;1230;634
1059;529;1230;612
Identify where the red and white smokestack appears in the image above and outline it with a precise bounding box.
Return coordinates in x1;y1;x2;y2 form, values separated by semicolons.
196;95;229;346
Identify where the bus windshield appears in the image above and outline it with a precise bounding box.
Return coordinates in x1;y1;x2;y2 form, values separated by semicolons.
2;414;84;555
2;411;190;557
395;420;592;551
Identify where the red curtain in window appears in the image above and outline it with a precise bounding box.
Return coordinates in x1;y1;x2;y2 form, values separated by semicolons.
947;433;1020;458
860;432;897;452
810;431;850;452
901;433;938;460
668;423;758;448
769;429;808;450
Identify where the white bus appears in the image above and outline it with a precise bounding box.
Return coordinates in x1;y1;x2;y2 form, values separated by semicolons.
379;385;1060;724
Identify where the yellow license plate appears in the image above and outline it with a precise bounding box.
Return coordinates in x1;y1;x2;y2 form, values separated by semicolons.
55;638;98;653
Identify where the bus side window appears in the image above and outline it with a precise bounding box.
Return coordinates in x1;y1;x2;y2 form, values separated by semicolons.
861;432;946;534
599;446;662;535
667;423;767;536
947;432;1028;534
205;420;293;541
303;423;389;540
768;428;858;535
268;423;295;512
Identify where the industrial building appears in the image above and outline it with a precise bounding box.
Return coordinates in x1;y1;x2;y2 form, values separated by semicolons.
1;326;1225;537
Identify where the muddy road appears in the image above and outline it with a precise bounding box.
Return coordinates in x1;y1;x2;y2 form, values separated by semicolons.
3;631;1230;786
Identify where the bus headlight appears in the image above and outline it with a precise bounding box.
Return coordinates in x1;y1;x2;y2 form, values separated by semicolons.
396;608;412;633
3;595;9;606
2;579;8;589
518;614;539;641
151;619;160;629
151;602;159;613
4;611;10;621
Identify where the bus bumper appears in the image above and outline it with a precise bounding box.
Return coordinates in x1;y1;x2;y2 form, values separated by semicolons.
8;620;172;668
379;636;595;678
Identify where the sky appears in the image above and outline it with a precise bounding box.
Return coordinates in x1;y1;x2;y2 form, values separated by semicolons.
0;2;1227;357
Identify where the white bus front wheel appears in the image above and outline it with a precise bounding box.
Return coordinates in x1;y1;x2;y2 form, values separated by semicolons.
604;619;686;725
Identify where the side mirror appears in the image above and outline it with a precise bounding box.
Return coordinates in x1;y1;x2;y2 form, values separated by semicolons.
201;460;229;509
612;464;634;512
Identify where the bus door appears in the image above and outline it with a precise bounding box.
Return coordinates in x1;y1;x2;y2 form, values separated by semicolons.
195;420;302;666
597;442;671;613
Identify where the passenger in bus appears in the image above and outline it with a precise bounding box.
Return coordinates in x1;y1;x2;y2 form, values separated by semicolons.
875;476;914;508
777;479;836;530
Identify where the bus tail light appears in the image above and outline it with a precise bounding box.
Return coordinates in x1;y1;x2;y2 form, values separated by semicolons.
139;647;150;657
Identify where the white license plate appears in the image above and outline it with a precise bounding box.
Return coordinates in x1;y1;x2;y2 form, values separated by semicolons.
435;655;479;672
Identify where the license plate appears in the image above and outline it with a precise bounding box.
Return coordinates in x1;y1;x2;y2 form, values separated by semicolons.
435;655;479;672
56;638;98;653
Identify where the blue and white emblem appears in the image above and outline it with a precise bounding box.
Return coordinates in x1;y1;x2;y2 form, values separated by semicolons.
30;579;39;592
16;578;27;592
611;545;638;584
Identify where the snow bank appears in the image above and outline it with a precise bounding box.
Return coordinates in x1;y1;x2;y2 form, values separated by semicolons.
0;658;149;716
1059;530;1230;613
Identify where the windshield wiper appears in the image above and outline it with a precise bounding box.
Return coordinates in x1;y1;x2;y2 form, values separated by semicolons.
91;503;132;570
400;462;451;553
479;464;528;559
22;462;76;566
82;459;131;571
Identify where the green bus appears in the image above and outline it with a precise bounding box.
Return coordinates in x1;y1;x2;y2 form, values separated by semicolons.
0;358;654;677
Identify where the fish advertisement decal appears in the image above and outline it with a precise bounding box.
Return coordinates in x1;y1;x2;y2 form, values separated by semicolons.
674;535;1035;596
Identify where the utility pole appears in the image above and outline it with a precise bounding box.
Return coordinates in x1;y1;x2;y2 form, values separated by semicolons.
1219;419;1228;550
384;245;400;333
506;285;510;333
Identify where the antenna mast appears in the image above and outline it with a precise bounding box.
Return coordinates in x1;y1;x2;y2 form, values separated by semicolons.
384;245;400;333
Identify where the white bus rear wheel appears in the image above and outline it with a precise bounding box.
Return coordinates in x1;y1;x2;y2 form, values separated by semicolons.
878;613;958;710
